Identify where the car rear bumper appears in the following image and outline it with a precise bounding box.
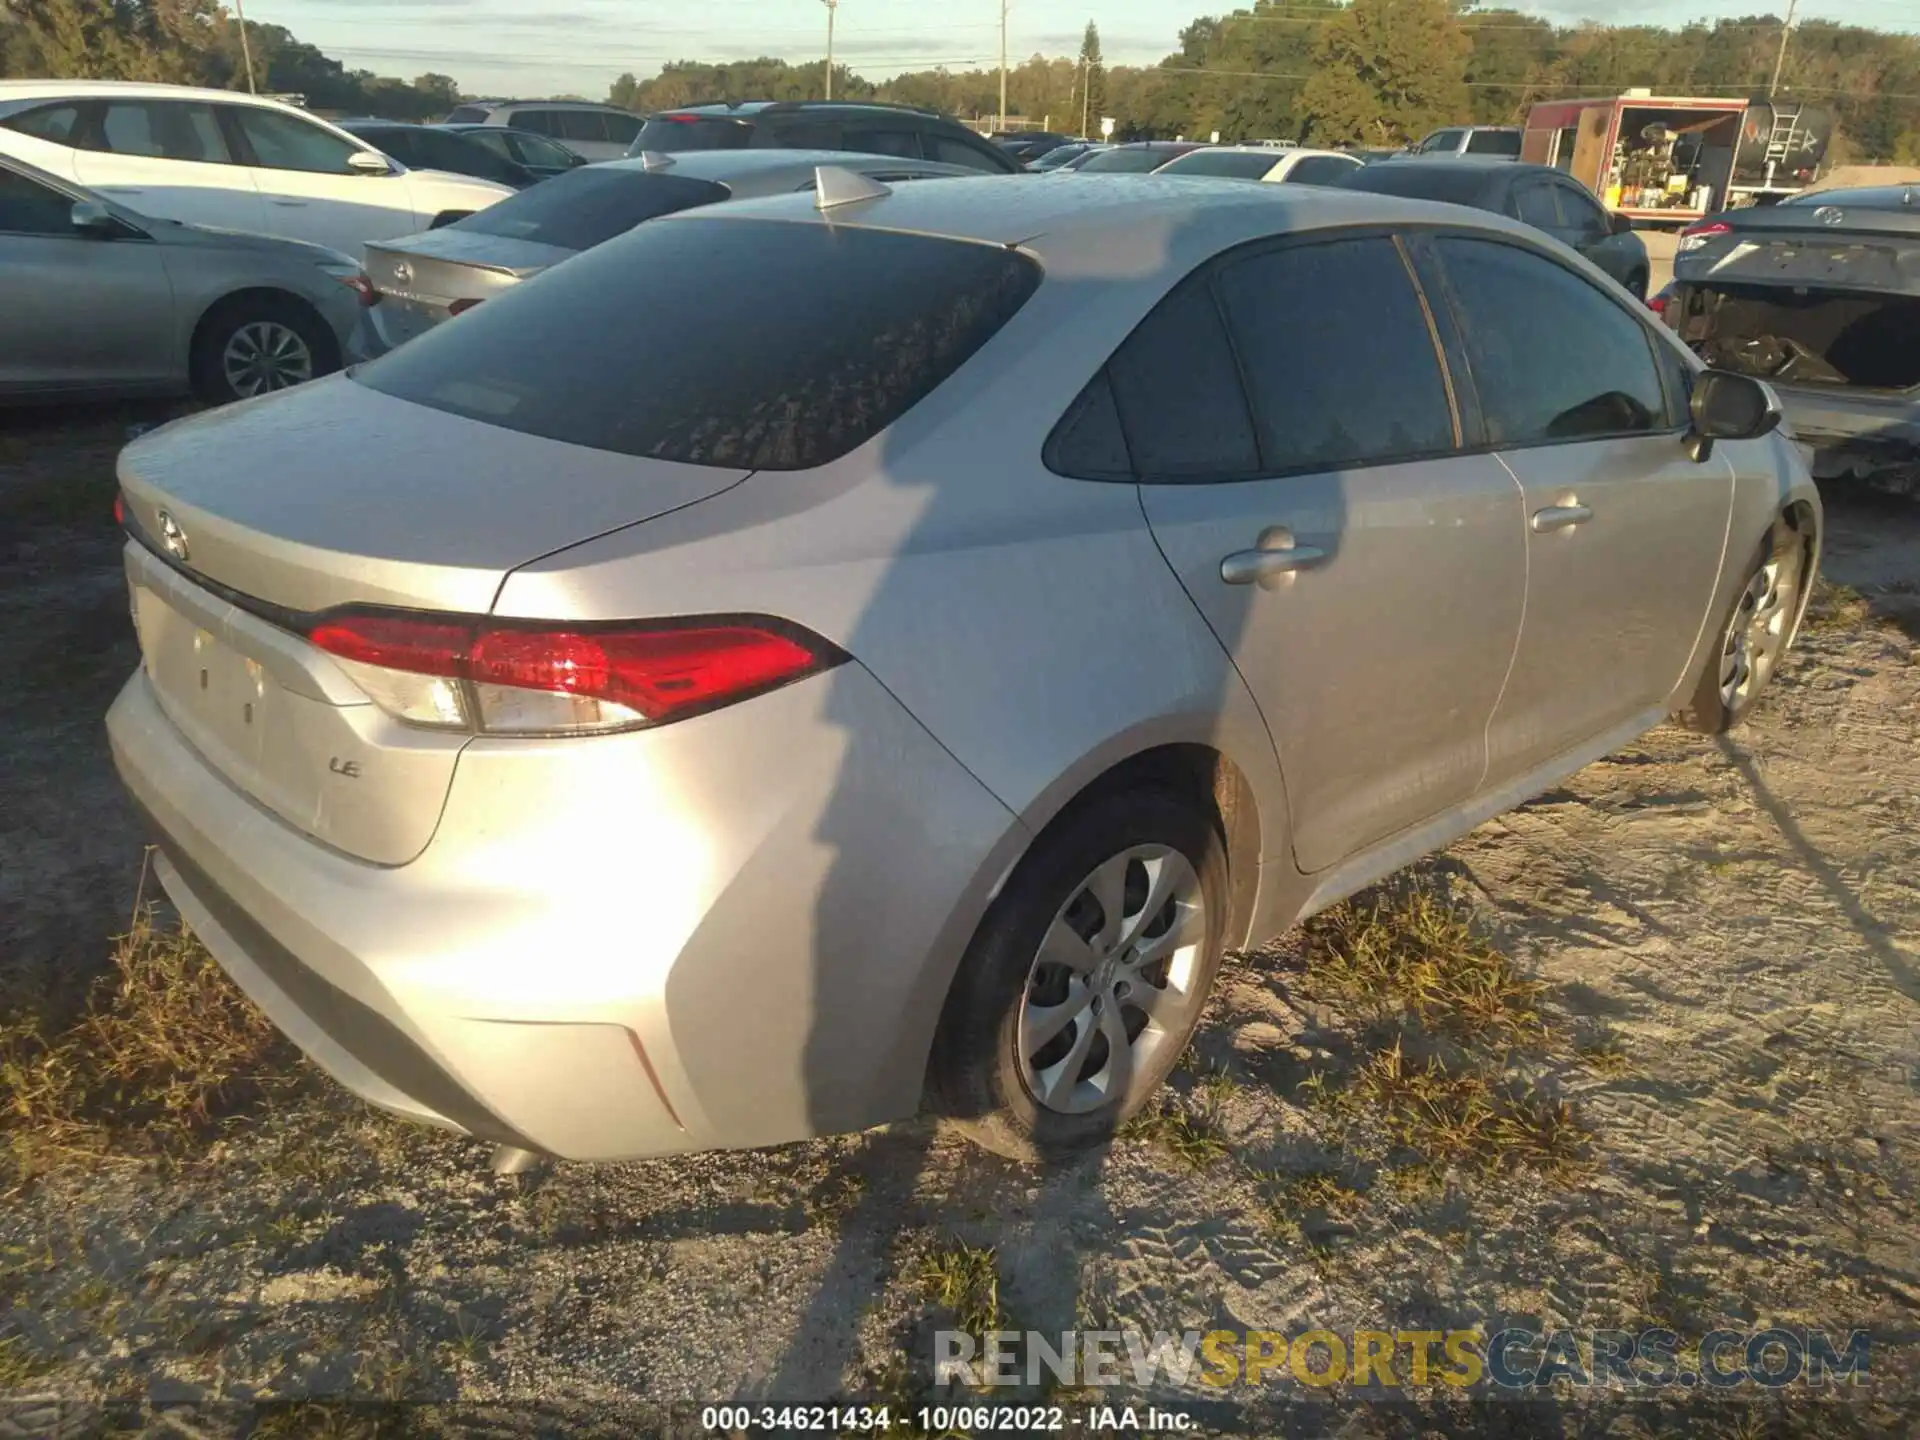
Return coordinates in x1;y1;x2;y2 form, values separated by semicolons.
105;657;1021;1161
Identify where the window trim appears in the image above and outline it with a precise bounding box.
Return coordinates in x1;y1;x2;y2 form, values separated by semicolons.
92;98;241;167
1045;220;1699;485
1418;228;1693;453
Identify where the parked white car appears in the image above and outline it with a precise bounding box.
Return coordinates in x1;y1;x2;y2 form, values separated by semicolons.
1153;145;1365;186
0;82;513;255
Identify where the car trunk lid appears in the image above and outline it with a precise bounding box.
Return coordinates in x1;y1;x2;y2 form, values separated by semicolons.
1681;201;1920;295
117;378;750;863
364;231;569;344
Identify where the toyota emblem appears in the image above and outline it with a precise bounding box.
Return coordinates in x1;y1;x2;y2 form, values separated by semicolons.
392;261;413;285
157;510;189;563
1814;206;1844;226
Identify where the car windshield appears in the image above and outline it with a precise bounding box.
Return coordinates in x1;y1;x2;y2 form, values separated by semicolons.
357;217;1042;470
634;114;752;153
1031;146;1086;170
1158;151;1279;180
446;167;729;251
1078;148;1181;174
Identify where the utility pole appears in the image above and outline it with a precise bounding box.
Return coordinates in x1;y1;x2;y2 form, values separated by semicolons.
1768;0;1799;98
232;0;257;95
1079;55;1089;140
998;0;1009;133
823;0;838;102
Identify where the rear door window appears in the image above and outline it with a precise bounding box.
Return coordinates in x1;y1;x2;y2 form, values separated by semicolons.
1215;236;1456;473
1285;155;1360;185
228;107;358;174
604;112;641;147
925;129;1018;172
444;106;489;124
1435;236;1672;444
843;126;923;159
513;109;562;137
3;102;84;145
1466;130;1522;157
99;101;235;164
357;218;1041;470
447;168;728;251
1105;273;1261;480
556;111;609;145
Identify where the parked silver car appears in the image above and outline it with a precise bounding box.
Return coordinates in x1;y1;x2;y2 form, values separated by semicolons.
1;152;359;404
350;149;981;358
107;176;1819;1168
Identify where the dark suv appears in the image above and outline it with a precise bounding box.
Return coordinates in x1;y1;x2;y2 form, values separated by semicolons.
629;102;1020;174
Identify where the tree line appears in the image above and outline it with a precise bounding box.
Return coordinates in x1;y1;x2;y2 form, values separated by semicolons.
5;0;1918;162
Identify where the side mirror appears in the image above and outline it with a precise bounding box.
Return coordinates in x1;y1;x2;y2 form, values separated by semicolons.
1610;212;1634;236
1686;369;1781;461
70;199;121;236
347;150;393;175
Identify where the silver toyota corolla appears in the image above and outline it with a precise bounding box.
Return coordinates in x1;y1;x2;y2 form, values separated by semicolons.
107;175;1821;1166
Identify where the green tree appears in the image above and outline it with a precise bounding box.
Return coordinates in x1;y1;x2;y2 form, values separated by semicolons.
1301;0;1471;146
1075;21;1106;136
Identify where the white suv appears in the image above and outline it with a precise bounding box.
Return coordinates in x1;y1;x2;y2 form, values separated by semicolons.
441;100;641;162
0;82;513;255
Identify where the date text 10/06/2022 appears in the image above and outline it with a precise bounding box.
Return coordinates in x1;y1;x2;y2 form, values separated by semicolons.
698;1407;1196;1433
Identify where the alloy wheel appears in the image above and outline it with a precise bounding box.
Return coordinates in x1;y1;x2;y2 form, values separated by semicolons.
1016;844;1209;1116
222;321;315;399
1719;546;1803;709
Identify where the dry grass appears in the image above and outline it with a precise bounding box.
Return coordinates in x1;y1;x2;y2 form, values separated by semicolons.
1804;578;1873;633
1120;1092;1232;1170
1350;1040;1589;1182
0;898;303;1187
918;1240;1002;1337
1302;886;1547;1047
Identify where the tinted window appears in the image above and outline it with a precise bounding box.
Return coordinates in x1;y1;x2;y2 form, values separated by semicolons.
231;107;358;173
1555;182;1609;242
1106;274;1259;479
354;127;418;163
445;106;489;124
514;109;561;137
636;115;751;152
505;132;577;168
767;119;844;150
604;113;641;145
416;129;517;181
0;165;77;235
1514;181;1560;230
358;219;1040;470
1339;164;1491;207
1160;151;1277;180
1466;130;1522;157
1216;238;1455;473
1079;147;1178;174
1286;155;1359;186
99;102;233;164
449;168;727;251
1046;371;1133;481
844;126;922;159
1419;130;1463;154
4;103;82;144
557;110;608;144
926;132;1011;172
1436;237;1669;445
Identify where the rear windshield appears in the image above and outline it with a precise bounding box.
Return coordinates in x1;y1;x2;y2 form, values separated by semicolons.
447;168;728;251
1465;130;1523;157
1338;164;1491;206
635;115;752;153
1160;151;1278;180
1079;148;1183;174
356;217;1042;470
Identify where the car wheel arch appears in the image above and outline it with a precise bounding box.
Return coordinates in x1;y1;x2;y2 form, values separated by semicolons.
187;286;341;394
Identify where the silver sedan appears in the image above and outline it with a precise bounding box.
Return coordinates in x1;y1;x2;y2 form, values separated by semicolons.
107;175;1819;1168
0;152;360;405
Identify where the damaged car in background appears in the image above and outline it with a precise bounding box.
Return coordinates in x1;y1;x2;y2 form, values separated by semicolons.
1666;183;1920;488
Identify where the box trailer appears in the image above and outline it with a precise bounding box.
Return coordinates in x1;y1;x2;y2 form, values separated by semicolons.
1522;92;1831;227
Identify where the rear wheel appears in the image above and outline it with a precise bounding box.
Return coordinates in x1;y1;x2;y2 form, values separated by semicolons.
190;295;338;405
929;786;1228;1162
1676;523;1808;734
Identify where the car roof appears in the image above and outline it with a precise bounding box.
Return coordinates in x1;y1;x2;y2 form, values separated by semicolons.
602;149;974;183
1377;154;1534;172
655;172;1540;277
1787;184;1917;210
0;79;296;107
489;99;630;112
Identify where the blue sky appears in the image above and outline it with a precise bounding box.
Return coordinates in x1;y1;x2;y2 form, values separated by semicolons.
252;1;1919;100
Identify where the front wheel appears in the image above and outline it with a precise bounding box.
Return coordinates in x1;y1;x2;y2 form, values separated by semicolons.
928;786;1228;1162
1675;524;1808;734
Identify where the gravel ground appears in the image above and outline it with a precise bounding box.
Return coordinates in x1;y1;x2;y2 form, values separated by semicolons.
2;407;1918;1437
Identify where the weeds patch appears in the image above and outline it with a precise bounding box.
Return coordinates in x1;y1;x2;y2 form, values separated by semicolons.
1302;887;1546;1047
1121;1092;1231;1171
1805;579;1872;634
1350;1041;1588;1182
0;899;304;1187
918;1240;1001;1337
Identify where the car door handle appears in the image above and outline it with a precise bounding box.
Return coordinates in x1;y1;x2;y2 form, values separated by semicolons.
1220;544;1327;585
1531;504;1593;533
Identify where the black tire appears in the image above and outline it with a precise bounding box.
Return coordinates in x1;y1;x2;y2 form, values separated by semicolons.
1675;523;1808;735
928;785;1229;1163
190;295;338;406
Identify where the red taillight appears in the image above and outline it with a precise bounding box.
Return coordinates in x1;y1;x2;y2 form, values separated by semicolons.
447;297;483;317
1681;221;1730;239
304;611;840;732
349;272;381;307
1647;291;1669;316
660;114;700;124
113;493;125;526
